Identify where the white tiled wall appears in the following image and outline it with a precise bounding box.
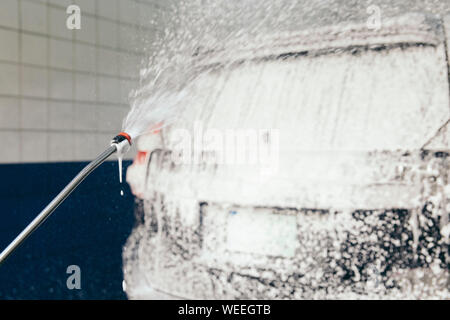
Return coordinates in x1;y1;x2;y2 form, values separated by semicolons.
0;0;167;163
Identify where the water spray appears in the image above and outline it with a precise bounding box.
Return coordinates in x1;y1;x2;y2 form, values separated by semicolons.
0;132;133;266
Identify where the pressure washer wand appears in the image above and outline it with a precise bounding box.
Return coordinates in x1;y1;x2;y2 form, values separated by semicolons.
0;132;132;266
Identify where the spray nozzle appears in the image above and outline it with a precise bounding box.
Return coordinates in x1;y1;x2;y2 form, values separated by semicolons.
112;132;132;145
111;132;132;155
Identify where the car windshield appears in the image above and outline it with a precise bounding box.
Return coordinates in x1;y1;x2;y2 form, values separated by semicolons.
190;41;450;152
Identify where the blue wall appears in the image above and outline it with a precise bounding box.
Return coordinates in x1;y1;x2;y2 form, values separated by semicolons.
0;160;135;299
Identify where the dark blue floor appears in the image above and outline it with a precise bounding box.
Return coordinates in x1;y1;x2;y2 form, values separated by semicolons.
0;160;135;299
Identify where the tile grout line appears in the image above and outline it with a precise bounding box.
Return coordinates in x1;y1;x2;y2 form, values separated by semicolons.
0;127;121;135
46;0;50;161
95;0;100;147
71;2;76;161
18;0;23;162
0;58;140;82
0;93;130;108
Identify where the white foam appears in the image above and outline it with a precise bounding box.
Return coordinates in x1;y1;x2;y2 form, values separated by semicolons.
121;1;450;299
